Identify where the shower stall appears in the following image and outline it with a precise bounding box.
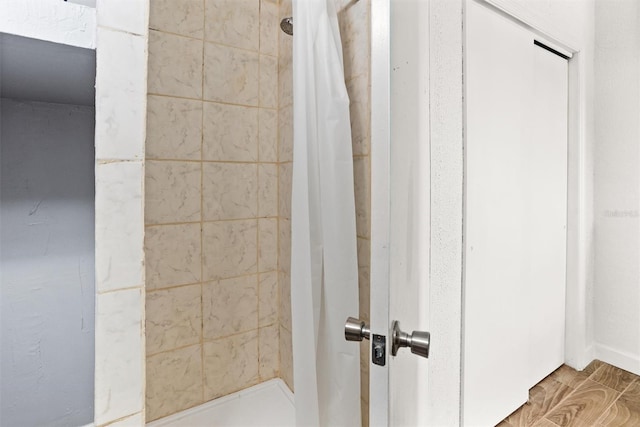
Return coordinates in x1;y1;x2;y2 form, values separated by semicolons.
142;0;372;424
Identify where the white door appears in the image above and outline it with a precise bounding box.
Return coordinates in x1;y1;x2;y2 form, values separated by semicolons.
387;0;431;425
526;43;569;388
368;1;431;426
464;1;569;425
365;1;568;426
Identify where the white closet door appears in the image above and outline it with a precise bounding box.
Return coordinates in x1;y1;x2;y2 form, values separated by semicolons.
526;45;568;388
464;2;533;425
464;1;568;426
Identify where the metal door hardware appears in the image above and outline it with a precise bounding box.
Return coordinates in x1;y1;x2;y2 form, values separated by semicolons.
391;320;430;358
344;317;370;341
344;317;387;366
371;334;386;366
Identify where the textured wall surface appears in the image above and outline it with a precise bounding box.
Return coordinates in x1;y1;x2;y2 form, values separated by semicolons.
0;0;96;49
0;99;95;427
594;0;640;374
144;0;280;421
93;1;148;425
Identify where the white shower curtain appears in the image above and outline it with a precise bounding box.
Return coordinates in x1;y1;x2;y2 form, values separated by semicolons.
290;0;362;426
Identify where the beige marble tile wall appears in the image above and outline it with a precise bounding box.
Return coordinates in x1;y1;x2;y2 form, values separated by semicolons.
277;0;372;425
144;0;280;421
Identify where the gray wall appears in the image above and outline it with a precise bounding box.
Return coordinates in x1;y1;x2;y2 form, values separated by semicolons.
1;98;95;426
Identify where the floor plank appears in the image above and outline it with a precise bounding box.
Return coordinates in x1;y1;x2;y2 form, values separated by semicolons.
506;379;573;427
543;379;620;427
583;360;605;377
590;364;638;392
597;380;640;426
547;365;591;390
498;362;640;427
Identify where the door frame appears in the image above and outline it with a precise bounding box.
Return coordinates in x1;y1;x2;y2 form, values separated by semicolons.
369;1;391;425
369;0;593;425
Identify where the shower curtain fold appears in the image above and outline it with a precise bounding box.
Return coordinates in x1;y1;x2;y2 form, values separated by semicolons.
290;0;362;426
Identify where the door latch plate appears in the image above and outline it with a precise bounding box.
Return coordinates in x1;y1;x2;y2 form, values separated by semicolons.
372;334;386;366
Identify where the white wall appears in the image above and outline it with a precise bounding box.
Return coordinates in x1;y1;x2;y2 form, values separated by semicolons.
0;0;96;49
0;1;149;425
594;0;640;374
428;0;465;424
93;2;148;425
0;98;95;427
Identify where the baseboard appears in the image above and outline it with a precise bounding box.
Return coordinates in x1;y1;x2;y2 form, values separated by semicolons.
566;343;596;371
584;343;596;368
595;343;640;376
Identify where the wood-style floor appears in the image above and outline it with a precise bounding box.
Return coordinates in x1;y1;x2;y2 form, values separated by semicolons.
498;360;640;427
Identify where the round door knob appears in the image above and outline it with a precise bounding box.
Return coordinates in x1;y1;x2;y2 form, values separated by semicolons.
344;317;370;341
409;330;430;358
391;320;430;359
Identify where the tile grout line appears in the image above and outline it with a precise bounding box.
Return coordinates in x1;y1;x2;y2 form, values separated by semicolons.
145;319;280;359
276;0;284;384
146;269;278;295
200;0;206;407
146;217;275;228
149;26;277;57
147;158;279;164
148;91;275;110
257;0;263;384
97;285;144;295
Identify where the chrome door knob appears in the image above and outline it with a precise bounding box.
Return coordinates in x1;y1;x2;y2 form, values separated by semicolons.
391;320;430;358
344;317;370;341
